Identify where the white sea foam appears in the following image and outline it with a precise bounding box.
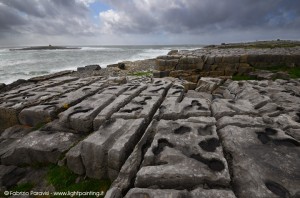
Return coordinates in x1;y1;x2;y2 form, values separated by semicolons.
80;47;123;51
0;45;203;84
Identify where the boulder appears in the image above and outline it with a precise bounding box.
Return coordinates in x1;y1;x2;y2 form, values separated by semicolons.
0;83;5;91
167;50;179;55
77;64;101;71
106;63;118;68
118;63;125;70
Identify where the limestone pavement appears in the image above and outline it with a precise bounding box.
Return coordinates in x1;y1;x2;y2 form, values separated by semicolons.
0;74;299;198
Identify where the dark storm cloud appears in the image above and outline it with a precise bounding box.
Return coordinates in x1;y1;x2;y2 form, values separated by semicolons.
0;0;94;38
100;0;300;34
0;0;299;45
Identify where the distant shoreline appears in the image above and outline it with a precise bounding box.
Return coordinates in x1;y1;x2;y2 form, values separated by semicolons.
10;46;81;51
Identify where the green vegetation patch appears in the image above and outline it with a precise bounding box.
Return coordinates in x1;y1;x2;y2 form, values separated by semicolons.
289;67;300;78
257;65;300;78
219;42;300;49
32;122;47;131
10;182;35;192
129;71;153;77
47;165;111;197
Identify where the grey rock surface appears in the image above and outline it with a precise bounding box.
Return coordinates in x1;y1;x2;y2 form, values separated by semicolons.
1;75;300;198
80;118;145;180
1;130;79;165
219;125;300;198
156;96;211;120
124;188;189;198
135;118;230;189
59;93;116;133
0;165;26;188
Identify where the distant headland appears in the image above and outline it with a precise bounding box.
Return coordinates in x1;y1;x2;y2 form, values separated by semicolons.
10;45;81;51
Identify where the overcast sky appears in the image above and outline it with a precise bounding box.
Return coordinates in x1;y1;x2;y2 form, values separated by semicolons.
0;0;299;46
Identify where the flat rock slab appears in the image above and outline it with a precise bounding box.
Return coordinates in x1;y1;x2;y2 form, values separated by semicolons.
18;82;106;126
0;76;79;101
94;95;138;130
211;99;257;119
80;118;145;180
1;130;80;166
155;96;211;120
139;79;172;96
219;125;300;198
59;93;116;133
217;115;265;129
196;77;224;93
101;83;146;96
112;95;162;121
124;188;236;198
166;83;185;98
124;188;189;198
33;76;101;93
135;118;230;189
270;92;300;112
0;125;33;159
0;91;61;132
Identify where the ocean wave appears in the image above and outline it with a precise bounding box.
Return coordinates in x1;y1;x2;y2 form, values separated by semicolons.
0;49;9;53
10;72;28;76
80;47;124;51
29;71;50;75
127;48;170;61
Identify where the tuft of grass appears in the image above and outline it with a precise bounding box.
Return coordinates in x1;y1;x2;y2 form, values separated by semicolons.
232;75;257;81
218;42;300;49
256;65;300;79
130;71;153;77
47;165;111;198
32;122;47;131
10;182;34;192
289;67;300;78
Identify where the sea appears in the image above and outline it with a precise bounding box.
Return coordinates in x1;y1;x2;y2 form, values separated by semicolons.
0;45;203;84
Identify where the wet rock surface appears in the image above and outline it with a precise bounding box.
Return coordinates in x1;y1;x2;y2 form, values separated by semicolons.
0;74;300;198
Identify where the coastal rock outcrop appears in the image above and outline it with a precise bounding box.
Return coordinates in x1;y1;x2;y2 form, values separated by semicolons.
77;64;101;72
0;73;300;198
154;46;300;82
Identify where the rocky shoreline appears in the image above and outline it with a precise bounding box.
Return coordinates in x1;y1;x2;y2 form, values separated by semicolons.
0;41;300;198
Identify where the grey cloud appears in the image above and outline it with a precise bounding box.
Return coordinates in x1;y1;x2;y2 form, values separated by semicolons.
100;0;300;34
0;0;94;39
0;3;26;33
